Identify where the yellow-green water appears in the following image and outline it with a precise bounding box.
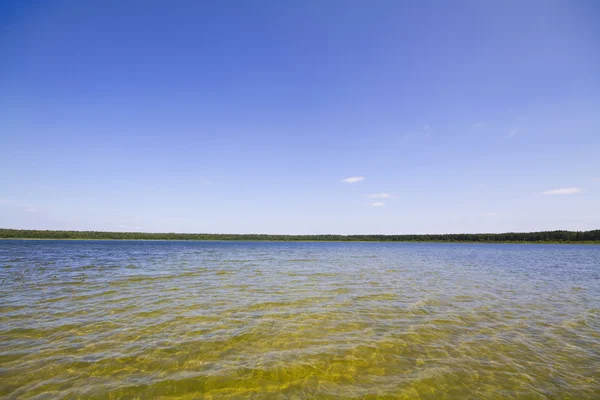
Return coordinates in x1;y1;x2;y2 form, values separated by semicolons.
1;241;599;399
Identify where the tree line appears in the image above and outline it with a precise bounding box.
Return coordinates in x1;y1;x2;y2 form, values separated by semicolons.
1;228;599;243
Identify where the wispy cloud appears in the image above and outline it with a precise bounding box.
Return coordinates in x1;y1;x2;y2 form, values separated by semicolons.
402;125;431;141
507;126;519;138
483;212;497;217
116;224;142;231
0;198;40;212
0;198;18;206
371;202;385;207
542;187;582;195
593;178;600;182
342;176;365;183
472;122;486;129
368;193;390;199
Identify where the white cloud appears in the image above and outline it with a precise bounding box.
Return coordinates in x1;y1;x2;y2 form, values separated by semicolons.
0;198;40;212
593;178;600;182
116;224;142;231
368;193;390;199
507;126;519;138
483;212;497;217
542;187;582;195
0;198;20;206
342;176;365;183
472;122;486;129
422;125;432;137
402;125;431;140
371;202;385;207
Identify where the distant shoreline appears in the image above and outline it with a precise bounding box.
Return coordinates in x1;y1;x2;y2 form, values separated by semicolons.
2;238;600;245
1;228;599;244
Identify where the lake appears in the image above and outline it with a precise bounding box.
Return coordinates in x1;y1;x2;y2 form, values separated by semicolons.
1;240;599;399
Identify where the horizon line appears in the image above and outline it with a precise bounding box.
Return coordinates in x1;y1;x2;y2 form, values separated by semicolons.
1;228;599;236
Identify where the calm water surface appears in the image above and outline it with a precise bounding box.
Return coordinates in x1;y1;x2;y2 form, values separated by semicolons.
1;241;599;399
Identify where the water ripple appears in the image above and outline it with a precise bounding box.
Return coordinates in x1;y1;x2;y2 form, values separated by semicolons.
0;241;599;398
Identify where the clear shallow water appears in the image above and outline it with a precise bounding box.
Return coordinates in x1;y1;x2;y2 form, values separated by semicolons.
1;241;599;399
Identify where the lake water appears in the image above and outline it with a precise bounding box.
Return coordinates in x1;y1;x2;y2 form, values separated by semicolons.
1;240;599;399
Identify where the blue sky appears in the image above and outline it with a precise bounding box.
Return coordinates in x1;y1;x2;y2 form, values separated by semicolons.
1;0;599;234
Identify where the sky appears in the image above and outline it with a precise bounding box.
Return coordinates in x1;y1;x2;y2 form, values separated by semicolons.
1;0;599;234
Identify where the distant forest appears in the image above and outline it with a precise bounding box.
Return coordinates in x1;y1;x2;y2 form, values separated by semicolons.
1;229;599;243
